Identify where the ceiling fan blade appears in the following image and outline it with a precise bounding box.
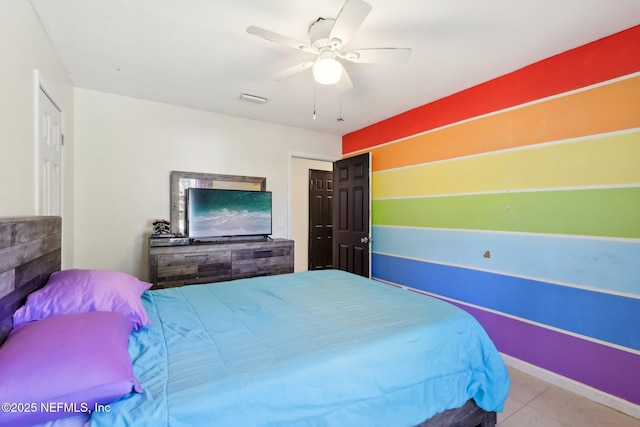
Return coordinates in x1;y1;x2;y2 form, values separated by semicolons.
334;68;354;92
329;0;372;45
345;48;412;63
247;26;315;53
270;61;315;80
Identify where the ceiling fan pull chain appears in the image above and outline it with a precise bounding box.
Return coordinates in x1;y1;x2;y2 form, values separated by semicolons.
313;83;317;120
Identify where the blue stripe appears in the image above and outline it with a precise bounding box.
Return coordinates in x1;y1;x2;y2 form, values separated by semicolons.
372;253;640;351
372;226;640;296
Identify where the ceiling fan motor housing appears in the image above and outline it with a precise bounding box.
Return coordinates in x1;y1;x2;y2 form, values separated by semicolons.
309;18;338;51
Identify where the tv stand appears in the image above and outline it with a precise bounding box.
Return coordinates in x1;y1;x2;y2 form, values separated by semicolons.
149;238;294;289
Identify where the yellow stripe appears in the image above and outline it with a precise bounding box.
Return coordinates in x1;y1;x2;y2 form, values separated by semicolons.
372;131;640;199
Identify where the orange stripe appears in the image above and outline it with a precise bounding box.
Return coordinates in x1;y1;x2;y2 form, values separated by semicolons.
369;76;640;172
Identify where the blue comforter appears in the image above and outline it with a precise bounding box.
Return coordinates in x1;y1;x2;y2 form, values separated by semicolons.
91;270;509;427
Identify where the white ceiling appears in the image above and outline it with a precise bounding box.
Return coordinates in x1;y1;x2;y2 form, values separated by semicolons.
30;0;640;136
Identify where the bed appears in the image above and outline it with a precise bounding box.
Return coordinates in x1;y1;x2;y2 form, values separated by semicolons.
0;217;509;427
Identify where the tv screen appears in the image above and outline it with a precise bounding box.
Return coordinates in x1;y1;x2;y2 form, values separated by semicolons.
187;188;272;239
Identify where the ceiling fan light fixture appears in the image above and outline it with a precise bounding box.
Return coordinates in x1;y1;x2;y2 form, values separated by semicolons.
313;54;343;85
247;0;410;91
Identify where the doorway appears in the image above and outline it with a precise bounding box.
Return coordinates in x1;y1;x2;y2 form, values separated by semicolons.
290;153;370;276
308;169;333;270
290;157;333;272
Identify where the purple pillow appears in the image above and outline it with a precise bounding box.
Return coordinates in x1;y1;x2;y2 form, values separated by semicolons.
13;269;151;330
0;311;143;427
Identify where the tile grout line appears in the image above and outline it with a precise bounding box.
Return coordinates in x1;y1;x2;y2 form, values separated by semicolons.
528;387;573;427
498;380;554;426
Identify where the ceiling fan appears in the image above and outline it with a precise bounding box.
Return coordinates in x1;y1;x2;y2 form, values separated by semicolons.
247;0;411;92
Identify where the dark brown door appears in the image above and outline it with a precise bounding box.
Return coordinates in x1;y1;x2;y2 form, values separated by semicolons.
332;152;371;277
308;169;333;270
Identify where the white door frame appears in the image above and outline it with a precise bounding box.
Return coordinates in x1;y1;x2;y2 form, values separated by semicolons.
34;70;64;216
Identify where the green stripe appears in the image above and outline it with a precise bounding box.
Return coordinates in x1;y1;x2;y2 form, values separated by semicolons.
372;187;640;239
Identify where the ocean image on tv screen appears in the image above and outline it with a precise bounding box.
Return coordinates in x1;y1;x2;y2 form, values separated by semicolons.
188;188;272;238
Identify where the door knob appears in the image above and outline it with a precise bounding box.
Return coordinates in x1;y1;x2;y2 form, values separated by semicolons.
360;236;371;244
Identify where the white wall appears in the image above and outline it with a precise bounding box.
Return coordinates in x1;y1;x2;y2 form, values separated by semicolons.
0;1;75;267
74;89;341;280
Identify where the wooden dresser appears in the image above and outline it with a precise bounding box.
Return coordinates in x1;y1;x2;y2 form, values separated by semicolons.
149;239;294;289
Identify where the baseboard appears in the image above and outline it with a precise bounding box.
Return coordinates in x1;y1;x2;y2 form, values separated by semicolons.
500;353;640;420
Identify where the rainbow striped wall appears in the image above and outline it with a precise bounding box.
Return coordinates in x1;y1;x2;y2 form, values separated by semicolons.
343;25;640;406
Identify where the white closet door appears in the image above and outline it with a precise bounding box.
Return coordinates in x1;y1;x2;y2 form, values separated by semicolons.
38;88;63;216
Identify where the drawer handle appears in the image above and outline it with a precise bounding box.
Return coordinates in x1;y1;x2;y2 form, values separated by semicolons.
254;250;273;255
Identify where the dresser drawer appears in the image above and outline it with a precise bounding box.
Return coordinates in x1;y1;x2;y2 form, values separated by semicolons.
232;243;293;279
156;250;231;286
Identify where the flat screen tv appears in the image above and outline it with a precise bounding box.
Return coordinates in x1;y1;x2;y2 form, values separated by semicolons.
187;188;272;240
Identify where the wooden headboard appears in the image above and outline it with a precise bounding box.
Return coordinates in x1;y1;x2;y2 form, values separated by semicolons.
0;216;61;344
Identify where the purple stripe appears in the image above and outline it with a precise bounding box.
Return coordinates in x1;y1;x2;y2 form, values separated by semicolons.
442;298;640;405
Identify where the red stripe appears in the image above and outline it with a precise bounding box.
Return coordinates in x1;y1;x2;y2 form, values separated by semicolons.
343;24;640;154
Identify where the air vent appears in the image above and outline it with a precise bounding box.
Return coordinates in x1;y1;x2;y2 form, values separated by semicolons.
239;93;268;104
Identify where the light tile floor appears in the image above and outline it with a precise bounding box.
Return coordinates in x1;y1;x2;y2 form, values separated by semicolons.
497;366;640;427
